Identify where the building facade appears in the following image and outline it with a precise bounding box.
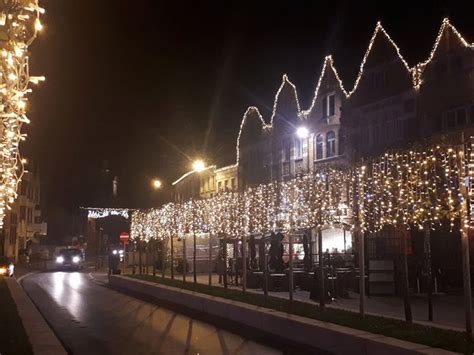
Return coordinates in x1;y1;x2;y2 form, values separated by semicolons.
172;164;239;203
1;162;47;261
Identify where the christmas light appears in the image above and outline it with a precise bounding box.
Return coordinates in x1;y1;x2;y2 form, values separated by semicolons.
86;208;130;219
0;1;44;227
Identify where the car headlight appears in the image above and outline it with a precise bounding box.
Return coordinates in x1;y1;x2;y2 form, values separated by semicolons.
112;250;118;255
56;256;64;263
0;267;6;275
72;256;80;263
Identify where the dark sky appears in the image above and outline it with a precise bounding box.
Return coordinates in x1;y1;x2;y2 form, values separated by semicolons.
23;0;474;210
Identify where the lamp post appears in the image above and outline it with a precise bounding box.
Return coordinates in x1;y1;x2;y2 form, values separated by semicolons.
192;159;207;284
296;126;310;173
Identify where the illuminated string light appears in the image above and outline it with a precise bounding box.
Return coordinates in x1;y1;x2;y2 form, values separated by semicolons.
235;18;472;163
132;143;471;242
0;1;44;227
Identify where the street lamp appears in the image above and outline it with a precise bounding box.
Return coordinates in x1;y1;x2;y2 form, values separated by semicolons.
192;159;206;172
152;178;162;190
296;126;309;139
296;126;310;172
190;158;207;284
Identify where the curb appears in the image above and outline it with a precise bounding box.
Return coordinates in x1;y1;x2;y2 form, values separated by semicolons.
110;275;458;355
5;278;67;355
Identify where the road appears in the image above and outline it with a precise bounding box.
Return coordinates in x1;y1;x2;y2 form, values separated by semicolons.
22;271;282;355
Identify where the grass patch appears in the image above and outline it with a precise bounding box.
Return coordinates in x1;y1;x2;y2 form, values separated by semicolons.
127;274;473;354
0;278;33;355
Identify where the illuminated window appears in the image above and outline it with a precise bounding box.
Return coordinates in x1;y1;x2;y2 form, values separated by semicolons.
322;94;335;118
327;131;336;158
294;138;303;159
315;134;324;160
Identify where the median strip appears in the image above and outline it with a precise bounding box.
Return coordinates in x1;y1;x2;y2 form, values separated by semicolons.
112;274;468;354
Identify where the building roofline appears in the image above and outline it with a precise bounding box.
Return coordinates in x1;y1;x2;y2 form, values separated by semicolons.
172;165;216;186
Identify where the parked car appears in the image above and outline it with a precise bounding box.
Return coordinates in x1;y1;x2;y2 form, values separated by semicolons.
0;257;14;277
55;249;83;271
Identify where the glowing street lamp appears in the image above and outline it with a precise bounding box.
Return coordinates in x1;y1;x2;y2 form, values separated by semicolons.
152;179;162;190
296;126;309;139
192;159;206;172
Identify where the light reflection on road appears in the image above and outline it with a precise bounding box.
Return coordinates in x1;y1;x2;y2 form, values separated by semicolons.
22;271;284;355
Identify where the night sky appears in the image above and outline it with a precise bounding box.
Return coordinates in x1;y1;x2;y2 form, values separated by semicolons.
24;0;474;212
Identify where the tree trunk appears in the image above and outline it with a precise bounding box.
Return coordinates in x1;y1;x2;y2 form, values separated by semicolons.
318;228;325;312
400;229;413;323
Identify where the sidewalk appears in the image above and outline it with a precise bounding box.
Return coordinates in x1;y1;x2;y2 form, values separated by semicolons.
110;266;470;332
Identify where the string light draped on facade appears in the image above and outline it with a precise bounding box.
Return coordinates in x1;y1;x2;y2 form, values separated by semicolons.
0;1;44;227
355;145;467;234
131;167;350;241
131;143;473;242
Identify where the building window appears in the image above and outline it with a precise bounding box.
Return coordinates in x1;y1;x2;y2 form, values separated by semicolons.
373;71;386;89
457;108;467;126
446;107;468;128
404;99;415;114
283;139;291;161
218;181;222;192
9;226;16;245
224;180;229;191
20;181;28;196
27;208;33;224
322;94;335;118
327;131;336;158
20;206;26;222
294;138;303;159
315;134;324;160
231;178;236;190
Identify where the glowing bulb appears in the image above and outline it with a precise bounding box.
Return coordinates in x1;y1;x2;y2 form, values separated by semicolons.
296;126;309;139
192;159;206;172
34;18;43;31
152;179;162;190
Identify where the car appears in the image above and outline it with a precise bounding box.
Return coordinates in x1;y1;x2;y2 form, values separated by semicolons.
0;256;14;277
55;249;83;271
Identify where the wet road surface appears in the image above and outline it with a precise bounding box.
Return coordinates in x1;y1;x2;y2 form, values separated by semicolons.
22;271;282;355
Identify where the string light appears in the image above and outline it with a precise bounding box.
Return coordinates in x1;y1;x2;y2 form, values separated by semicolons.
235;18;472;163
0;1;44;227
85;208;130;219
132;142;472;242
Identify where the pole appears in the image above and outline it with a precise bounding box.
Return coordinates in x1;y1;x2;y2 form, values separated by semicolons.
152;240;156;277
208;235;212;287
353;170;365;319
242;235;247;293
460;138;473;337
145;243;149;275
183;237;187;283
162;239;166;279
401;229;413;323
318;227;325;311
359;230;365;318
138;241;143;275
192;198;197;284
263;237;268;299
170;235;175;280
223;237;228;289
193;232;197;284
424;223;433;321
289;234;294;308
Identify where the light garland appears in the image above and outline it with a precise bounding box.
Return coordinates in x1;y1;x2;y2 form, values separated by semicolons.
86;208;130;220
234;18;473;163
132;142;472;242
0;1;44;227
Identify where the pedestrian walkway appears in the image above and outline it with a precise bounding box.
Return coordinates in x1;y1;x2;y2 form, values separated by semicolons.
114;266;470;332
